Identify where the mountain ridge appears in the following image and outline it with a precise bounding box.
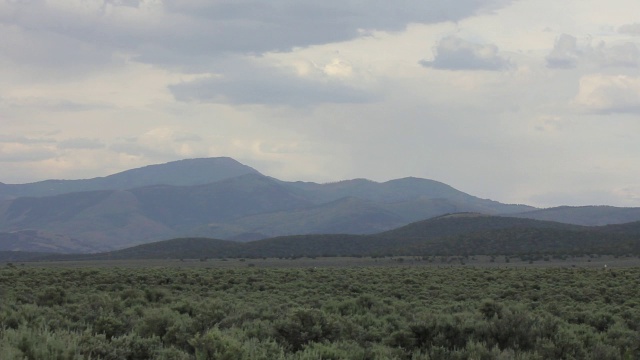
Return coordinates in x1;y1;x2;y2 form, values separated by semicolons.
1;157;640;253
27;215;640;261
0;157;260;200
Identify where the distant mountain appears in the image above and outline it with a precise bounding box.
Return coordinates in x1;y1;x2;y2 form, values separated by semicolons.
0;251;55;262
0;174;311;250
232;197;404;237
510;206;640;226
285;177;534;214
38;215;640;261
0;157;259;200
0;230;92;253
2;157;640;253
373;212;581;239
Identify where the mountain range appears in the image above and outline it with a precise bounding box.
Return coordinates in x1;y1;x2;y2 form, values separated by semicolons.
19;213;640;262
1;157;640;254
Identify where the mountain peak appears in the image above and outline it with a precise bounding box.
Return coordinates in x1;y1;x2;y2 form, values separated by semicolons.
0;157;260;199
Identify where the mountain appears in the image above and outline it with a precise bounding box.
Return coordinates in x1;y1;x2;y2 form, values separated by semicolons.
0;251;55;262
510;206;640;226
374;212;581;239
2;156;640;253
0;157;259;200
0;230;92;253
223;197;406;238
0;174;312;251
285;177;534;214
38;215;640;261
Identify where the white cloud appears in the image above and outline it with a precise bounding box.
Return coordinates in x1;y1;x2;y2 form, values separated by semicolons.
169;58;380;106
573;74;640;114
110;127;211;160
420;36;511;71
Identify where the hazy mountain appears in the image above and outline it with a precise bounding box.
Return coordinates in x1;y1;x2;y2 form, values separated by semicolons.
285;177;534;214
2;157;639;253
38;215;640;261
0;190;176;251
129;174;313;229
0;230;92;253
224;197;406;238
0;157;259;200
510;206;640;226
0;174;311;250
375;213;582;240
0;251;54;262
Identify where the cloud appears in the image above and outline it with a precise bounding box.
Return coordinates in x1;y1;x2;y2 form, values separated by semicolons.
546;34;639;69
57;138;105;150
0;135;56;145
3;97;114;112
619;22;640;35
0;22;121;80
0;137;57;163
590;42;639;68
420;36;511;71
110;128;210;160
0;0;515;74
546;34;580;69
169;60;379;106
573;74;640;114
0;136;105;163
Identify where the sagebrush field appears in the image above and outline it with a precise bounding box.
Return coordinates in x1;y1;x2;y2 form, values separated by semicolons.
1;261;639;359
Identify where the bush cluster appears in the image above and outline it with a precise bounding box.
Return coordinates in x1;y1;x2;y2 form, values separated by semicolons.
0;265;638;359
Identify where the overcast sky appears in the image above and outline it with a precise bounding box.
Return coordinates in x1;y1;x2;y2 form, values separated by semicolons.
2;0;640;208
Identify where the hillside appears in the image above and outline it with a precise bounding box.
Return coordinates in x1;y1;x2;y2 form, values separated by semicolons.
34;215;640;261
0;230;92;253
511;206;640;226
0;174;312;250
217;197;406;239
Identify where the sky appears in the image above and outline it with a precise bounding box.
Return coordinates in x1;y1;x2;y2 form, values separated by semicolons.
1;0;640;208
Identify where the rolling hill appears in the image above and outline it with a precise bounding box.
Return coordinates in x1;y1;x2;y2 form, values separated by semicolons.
510;206;640;226
31;214;640;261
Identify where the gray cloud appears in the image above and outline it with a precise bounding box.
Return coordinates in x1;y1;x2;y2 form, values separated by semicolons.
173;134;203;143
1;0;515;73
0;135;57;163
420;36;511;71
0;135;56;145
546;34;639;69
57;138;106;150
546;34;580;69
0;150;56;163
169;62;379;106
0;22;121;79
591;42;639;68
619;23;640;35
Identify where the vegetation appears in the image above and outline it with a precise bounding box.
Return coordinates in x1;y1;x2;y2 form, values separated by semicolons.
1;264;639;359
